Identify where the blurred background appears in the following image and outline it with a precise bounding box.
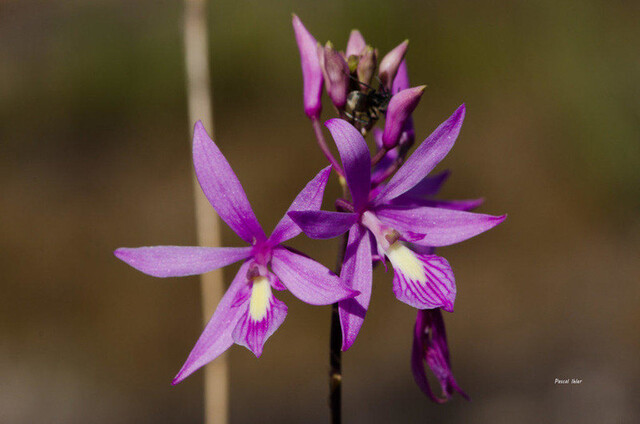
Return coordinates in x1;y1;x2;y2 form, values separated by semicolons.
1;0;639;423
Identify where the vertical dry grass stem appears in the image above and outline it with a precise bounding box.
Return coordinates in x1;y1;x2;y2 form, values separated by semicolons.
184;1;228;423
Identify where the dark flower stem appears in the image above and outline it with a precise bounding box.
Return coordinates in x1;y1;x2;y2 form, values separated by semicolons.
330;232;348;424
312;117;345;178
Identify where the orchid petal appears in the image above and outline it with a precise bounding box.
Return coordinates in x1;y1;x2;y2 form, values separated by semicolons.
377;206;506;247
325;119;371;210
376;104;465;203
386;246;456;312
269;166;332;245
292;14;323;119
288;210;357;239
395;170;450;199
271;247;356;305
114;246;252;278
339;224;372;351
345;29;366;57
231;277;288;357
172;262;251;384
192;122;266;243
390;197;485;212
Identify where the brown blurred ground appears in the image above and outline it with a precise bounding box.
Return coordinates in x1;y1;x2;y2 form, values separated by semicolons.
1;0;639;423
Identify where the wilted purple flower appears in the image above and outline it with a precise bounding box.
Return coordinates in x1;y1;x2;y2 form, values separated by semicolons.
320;42;350;109
356;46;377;88
289;105;506;349
115;122;356;383
412;308;469;403
292;14;324;119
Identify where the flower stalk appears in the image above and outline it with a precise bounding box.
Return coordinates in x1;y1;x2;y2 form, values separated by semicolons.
183;0;227;423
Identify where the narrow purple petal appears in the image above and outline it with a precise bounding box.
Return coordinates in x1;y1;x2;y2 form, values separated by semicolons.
390;196;484;212
288;210;357;239
269;166;332;245
395;170;451;199
271;247;356;305
325;119;371;210
376;206;506;247
292;14;323;119
114;246;252;278
339;224;372;351
232;286;288;357
192;122;266;243
387;247;456;312
375;105;465;203
172;262;251;384
345;29;366;57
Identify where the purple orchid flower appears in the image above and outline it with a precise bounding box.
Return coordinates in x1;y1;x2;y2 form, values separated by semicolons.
115;122;356;384
412;308;469;403
288;105;506;350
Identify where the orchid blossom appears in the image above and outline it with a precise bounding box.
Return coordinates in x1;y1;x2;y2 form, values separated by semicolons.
115;122;356;384
289;106;506;350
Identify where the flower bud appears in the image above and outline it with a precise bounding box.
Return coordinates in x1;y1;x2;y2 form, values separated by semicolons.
391;60;415;146
382;85;425;149
320;41;350;109
356;46;377;89
292;14;324;119
345;29;366;58
378;39;409;90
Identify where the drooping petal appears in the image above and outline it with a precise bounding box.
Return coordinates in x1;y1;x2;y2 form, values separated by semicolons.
375;104;466;203
271;247;356;305
339;224;372;351
172;262;251;384
394;170;450;199
376;206;506;247
292;14;323;119
386;244;456;312
325;119;371;210
345;29;366;57
288;210;357;239
382;86;425;149
411;309;469;402
231;276;288;357
114;246;253;278
192;122;266;243
269;166;332;245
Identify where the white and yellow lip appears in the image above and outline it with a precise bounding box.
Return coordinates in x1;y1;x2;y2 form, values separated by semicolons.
385;241;456;312
386;242;427;283
249;276;272;321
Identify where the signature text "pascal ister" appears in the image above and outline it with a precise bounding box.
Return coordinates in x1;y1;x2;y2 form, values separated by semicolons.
554;378;582;385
